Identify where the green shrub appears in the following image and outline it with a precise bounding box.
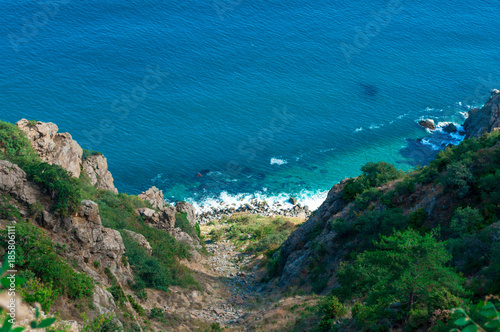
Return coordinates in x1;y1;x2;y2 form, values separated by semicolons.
0;195;22;220
319;295;346;330
336;229;465;326
1;221;94;299
23;161;82;216
82;313;122;332
150;307;164;320
128;295;145;316
342;162;403;202
82;149;103;160
441;161;474;197
449;206;484;236
29;201;45;218
408;208;427;232
20;277;59;312
175;212;198;240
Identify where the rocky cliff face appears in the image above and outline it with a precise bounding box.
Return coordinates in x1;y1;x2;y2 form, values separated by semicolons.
82;154;118;193
464;89;500;138
138;186;165;209
0;158;132;285
16;119;83;178
16;119;118;193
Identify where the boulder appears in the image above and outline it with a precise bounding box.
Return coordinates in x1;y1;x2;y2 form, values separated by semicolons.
123;229;153;255
442;123;458;134
464;89;500;138
139;205;176;232
66;200;128;276
82;154;118;193
176;201;197;226
288;197;298;205
138;186;165;209
418;119;435;130
0;160;41;206
16;119;83;177
136;207;155;218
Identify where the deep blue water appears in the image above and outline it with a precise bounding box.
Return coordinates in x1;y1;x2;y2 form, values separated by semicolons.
1;0;499;210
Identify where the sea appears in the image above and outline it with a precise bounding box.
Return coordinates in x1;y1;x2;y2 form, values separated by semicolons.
1;0;499;212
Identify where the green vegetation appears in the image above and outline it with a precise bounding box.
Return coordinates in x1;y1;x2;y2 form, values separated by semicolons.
175;212;198;239
0;118;199;331
309;132;500;330
209;214;302;255
0;221;94;301
0;256;57;332
81;313;122;332
0;121;81;217
82;149;103;160
334;229;465;330
342;162;404;201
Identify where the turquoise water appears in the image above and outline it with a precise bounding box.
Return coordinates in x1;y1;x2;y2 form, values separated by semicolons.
1;1;499;210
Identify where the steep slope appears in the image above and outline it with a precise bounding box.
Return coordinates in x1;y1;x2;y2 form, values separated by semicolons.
268;91;500;330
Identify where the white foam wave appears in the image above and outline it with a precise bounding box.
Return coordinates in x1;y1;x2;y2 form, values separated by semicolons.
183;190;328;214
354;127;363;132
270;157;288;165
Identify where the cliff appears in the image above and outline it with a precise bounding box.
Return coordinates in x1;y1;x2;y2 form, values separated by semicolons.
0;120;203;331
464;89;500;138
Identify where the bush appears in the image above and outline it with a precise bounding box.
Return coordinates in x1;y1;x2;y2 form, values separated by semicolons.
82;313;122;332
342;162;403;202
20;277;59;312
1;221;94;300
82;149;102;160
441;161;474;197
150;308;164;319
449;206;484;236
175;212;198;240
319;295;346;330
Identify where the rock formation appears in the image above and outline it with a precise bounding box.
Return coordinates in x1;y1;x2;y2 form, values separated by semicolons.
0;160;41;210
138;186;165;209
137;206;176;231
464;89;500;138
82;154;118;193
418;119;435;130
16;119;83;177
16;119;118;193
123;229;153;255
176;201;197;226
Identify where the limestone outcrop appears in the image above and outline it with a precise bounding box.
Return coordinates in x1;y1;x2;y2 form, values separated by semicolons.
82;154;118;193
137;205;176;231
16;119;83;177
61;200;131;282
176;201;197;226
464;89;500;138
123;229;153;255
0;160;41;209
138;186;165;209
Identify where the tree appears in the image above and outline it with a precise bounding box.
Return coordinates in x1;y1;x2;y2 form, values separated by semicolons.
337;229;465;322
